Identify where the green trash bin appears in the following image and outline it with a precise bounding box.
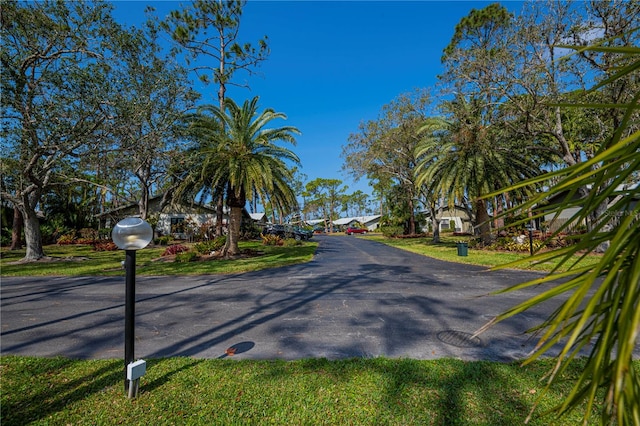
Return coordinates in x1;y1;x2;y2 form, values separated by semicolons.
456;242;468;256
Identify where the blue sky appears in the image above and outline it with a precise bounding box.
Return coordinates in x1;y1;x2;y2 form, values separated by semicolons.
113;1;523;197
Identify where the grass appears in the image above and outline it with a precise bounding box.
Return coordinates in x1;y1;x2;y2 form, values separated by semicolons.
0;241;317;277
366;234;600;273
1;355;624;425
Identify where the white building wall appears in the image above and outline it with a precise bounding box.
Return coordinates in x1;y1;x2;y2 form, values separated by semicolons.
157;213;218;237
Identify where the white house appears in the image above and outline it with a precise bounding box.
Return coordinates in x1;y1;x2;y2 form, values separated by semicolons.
98;196;258;239
422;205;474;234
542;183;639;233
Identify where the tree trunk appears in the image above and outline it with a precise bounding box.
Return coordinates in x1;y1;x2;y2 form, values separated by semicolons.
493;195;505;230
215;191;225;237
22;207;46;261
10;206;23;250
139;185;149;220
475;198;492;245
221;184;244;257
430;204;440;243
408;197;416;235
223;206;242;257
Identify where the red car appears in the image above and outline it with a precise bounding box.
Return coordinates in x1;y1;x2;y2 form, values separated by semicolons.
345;227;368;235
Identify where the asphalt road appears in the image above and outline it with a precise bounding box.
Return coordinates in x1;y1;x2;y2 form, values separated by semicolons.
0;235;619;361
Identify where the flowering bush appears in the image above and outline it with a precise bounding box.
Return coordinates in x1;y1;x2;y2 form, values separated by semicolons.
162;244;189;256
92;241;118;252
75;238;96;245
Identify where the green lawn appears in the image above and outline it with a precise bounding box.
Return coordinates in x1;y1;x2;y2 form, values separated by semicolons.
1;355;618;426
365;234;600;273
0;241;317;277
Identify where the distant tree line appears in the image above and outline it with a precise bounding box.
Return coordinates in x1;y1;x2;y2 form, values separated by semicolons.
342;1;639;243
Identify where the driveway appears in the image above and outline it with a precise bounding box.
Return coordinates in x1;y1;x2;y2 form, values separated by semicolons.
0;235;607;361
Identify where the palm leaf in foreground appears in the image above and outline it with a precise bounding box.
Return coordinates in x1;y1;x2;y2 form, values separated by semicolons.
475;59;639;424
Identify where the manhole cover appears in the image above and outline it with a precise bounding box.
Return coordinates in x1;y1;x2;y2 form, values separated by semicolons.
437;330;482;348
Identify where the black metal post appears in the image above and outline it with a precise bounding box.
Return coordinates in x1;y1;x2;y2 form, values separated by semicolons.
124;249;136;393
528;227;534;256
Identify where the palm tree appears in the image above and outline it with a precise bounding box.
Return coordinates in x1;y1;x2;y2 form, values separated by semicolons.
414;117;449;243
181;97;301;256
172;105;230;238
415;98;541;244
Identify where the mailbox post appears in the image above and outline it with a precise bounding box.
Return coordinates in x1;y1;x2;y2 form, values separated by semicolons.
112;217;153;398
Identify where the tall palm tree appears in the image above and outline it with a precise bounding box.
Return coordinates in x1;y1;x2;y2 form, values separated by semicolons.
415;98;542;244
414;117;450;243
181;97;301;256
172;104;223;209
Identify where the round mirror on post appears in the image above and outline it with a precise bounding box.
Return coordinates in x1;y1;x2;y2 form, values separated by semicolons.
112;217;153;250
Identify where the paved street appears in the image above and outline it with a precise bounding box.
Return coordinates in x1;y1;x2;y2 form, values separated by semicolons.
0;235;615;361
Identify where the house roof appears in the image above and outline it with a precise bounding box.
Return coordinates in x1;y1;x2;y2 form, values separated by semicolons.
306;215;382;226
420;205;470;217
249;212;266;221
332;215;381;225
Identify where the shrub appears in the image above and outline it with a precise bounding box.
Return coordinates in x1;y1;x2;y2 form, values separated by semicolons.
395;233;426;239
40;219;72;244
0;233;10;247
282;238;302;247
194;236;226;254
162;244;189;256
154;236;171;246
488;236;545;252
98;228;112;240
75;238;96;245
240;223;262;240
380;226;404;238
92;241;118;252
56;233;76;245
79;228;99;240
261;233;283;246
175;251;197;263
467;238;479;249
546;234;571;248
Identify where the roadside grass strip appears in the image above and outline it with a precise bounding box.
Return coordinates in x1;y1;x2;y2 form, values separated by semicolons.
1;356;618;425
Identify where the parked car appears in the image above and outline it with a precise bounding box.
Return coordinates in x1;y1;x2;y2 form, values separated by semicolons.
291;226;313;240
345;227;368;235
263;224;313;241
263;224;283;235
